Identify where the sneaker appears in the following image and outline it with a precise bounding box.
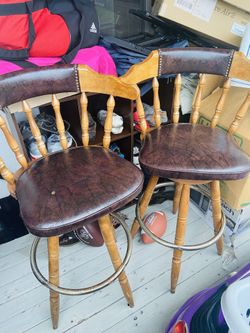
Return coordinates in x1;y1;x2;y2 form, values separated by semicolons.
142;103;168;127
88;112;96;140
35;112;70;135
133;111;150;132
29;136;47;160
19;121;46;160
47;131;73;153
97;110;123;134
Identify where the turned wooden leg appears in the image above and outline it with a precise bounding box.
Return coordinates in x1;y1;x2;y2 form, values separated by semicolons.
210;180;223;255
171;184;190;293
48;236;60;329
131;175;159;238
172;183;183;214
98;214;134;307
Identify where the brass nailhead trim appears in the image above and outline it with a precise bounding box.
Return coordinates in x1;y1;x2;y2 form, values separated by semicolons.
225;50;235;77
74;65;80;92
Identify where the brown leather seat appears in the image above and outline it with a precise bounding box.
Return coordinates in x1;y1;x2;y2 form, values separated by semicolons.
140;124;250;180
16;146;143;237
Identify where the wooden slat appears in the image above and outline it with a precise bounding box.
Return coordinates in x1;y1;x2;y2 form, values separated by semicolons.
52;94;67;151
191;74;206;124
22;100;47;157
152;77;161;128
0;116;28;169
121;50;159;84
136;96;148;138
211;79;231;128
228;90;250;135
80;92;89;147
0;157;15;185
172;74;181;124
228;51;250;81
103;95;115;149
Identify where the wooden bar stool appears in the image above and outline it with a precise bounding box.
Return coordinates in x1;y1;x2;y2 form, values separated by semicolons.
0;65;144;329
124;48;250;293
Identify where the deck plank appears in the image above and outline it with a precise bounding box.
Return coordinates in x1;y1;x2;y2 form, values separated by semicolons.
0;202;249;333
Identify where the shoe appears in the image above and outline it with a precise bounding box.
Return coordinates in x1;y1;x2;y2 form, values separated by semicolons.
133;103;168;130
88;112;97;140
47;131;73;153
97;110;123;134
133;144;141;169
143;103;168;127
133;111;150;132
35;112;70;135
19;121;47;160
110;143;124;158
29;136;47;160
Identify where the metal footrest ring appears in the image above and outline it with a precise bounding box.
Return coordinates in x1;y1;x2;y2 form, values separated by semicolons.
30;213;132;296
136;182;226;251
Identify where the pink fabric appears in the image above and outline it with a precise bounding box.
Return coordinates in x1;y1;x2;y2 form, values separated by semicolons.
71;46;117;76
0;60;23;75
27;57;61;66
0;46;117;76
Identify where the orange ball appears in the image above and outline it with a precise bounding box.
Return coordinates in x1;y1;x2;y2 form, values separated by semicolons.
141;211;167;244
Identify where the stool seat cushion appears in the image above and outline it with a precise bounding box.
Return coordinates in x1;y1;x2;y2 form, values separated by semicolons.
139;124;250;181
16;146;144;237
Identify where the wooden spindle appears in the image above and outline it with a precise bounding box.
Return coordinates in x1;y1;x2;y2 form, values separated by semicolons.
152;77;161;128
136;96;147;138
172;74;181;124
0;157;15;185
211;79;231;128
0;116;28;169
191;74;206;124
22;100;47;157
228;91;250;135
103;95;115;149
52;94;68;150
80;92;89;147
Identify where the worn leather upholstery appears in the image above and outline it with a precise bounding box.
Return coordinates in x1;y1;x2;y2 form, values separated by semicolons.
0;65;79;108
16;146;144;237
158;48;234;76
140;124;250;181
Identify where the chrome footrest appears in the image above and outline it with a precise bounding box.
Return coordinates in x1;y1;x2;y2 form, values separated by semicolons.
30;213;132;296
136;182;226;251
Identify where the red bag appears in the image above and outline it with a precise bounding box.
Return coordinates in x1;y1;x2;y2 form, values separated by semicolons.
30;7;70;57
0;0;70;59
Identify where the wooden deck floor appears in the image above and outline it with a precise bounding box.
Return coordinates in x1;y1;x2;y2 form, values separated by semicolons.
1;201;250;333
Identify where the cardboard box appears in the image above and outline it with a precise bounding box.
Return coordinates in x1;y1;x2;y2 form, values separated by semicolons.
153;0;250;47
190;185;250;238
198;86;250;209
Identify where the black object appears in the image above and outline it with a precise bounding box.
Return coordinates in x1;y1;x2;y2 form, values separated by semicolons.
0;0;100;62
48;0;100;63
129;9;232;49
102;35;151;56
0;195;28;244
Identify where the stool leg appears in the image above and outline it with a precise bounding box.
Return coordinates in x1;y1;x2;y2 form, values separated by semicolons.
171;184;190;293
98;214;134;307
131;175;159;238
172;183;183;214
210;180;223;255
48;236;60;329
